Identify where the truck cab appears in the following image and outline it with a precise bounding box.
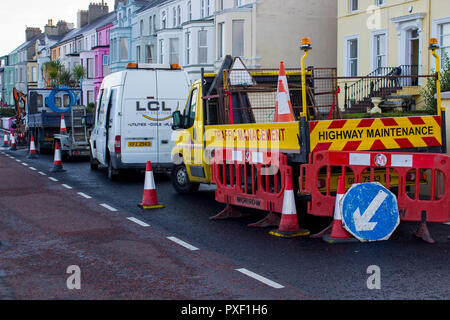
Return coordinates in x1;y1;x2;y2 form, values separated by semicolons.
171;78;212;193
170;58;306;193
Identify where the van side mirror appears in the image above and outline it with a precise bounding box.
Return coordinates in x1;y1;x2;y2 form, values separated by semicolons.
172;111;183;130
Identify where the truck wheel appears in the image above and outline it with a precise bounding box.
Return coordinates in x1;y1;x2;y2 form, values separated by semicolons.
171;164;200;194
90;152;99;171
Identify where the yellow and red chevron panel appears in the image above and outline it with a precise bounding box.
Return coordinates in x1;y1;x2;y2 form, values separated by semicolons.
309;116;442;152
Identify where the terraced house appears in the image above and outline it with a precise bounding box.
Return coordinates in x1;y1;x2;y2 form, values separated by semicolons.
109;0;152;73
128;0;337;81
338;0;450;110
2;0;338;104
36;20;73;88
50;2;112;105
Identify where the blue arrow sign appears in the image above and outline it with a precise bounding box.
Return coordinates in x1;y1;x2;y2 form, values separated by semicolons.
341;182;400;242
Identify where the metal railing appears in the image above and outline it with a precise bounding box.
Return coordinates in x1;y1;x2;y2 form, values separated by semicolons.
344;65;420;109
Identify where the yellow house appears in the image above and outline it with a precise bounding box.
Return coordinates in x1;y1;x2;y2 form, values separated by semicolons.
337;0;450;110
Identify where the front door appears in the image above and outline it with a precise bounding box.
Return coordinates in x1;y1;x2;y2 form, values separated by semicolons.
409;29;420;86
183;85;208;182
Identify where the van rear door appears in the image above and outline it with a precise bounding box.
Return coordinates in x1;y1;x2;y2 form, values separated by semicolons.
121;70;158;164
155;70;190;164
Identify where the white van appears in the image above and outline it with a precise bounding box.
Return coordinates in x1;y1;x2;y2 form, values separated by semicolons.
89;63;190;180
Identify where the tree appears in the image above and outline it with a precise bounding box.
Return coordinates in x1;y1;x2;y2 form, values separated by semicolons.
57;70;75;87
72;65;86;89
42;60;63;87
422;53;450;114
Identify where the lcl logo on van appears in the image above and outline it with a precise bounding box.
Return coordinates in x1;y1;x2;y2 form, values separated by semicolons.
136;101;172;112
136;100;180;122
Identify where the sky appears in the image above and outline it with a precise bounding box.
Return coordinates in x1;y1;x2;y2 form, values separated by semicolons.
0;0;111;57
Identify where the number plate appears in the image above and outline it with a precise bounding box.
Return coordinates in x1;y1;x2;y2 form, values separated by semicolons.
128;141;152;147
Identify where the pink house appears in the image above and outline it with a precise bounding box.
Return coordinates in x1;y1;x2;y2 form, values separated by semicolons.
93;22;113;99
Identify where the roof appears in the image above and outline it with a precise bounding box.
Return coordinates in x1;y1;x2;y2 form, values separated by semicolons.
136;0;170;13
11;33;44;53
47;34;65;41
52;11;116;48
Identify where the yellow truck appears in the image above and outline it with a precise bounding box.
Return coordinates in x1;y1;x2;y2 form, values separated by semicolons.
170;38;449;242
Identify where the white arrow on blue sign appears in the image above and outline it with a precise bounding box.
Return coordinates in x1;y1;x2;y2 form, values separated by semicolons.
340;182;400;242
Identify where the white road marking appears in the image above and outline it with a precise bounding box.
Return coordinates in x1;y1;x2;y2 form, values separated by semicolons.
236;268;285;289
21;162;28;166
15;159;20;162
77;192;92;199
127;217;150;227
29;167;37;171
38;171;47;176
62;184;73;189
100;203;118;212
49;177;58;182
167;237;199;251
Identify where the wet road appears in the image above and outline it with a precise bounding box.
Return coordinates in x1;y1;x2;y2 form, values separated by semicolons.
0;146;449;300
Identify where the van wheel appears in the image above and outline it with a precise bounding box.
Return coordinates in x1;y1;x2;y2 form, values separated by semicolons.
108;161;119;181
171;164;200;194
90;151;99;170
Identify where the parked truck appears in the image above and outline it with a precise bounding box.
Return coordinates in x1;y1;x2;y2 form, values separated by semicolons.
170;38;450;243
25;87;94;157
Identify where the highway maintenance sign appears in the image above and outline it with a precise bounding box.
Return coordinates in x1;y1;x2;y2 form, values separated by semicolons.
309;116;442;152
340;182;400;242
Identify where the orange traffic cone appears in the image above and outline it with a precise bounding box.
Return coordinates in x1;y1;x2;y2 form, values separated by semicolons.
60;114;68;135
138;161;165;209
274;62;295;123
269;167;310;238
9;133;17;151
27;136;38;159
50;141;65;172
322;176;358;243
274;80;295;123
2;132;8;147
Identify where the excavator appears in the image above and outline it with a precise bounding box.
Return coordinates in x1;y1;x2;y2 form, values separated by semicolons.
12;87;27;143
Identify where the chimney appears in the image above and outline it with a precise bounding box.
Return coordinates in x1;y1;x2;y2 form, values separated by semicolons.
77;10;89;28
114;0;126;10
44;19;59;36
25;27;42;41
88;2;109;25
56;20;72;35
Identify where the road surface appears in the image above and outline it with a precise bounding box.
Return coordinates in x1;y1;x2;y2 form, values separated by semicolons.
0;146;449;300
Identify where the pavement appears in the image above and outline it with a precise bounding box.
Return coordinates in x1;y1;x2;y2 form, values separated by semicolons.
0;146;449;300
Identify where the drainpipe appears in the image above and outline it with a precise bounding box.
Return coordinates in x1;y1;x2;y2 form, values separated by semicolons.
428;0;432;74
252;3;256;67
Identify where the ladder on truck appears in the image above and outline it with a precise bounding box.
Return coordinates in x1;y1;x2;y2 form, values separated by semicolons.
70;106;89;146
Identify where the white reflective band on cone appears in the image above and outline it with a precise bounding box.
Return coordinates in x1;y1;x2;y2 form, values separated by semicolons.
334;193;344;220
61;117;67;130
282;191;296;215
144;171;155;190
54;149;61;162
276;75;290;101
277;91;291;115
